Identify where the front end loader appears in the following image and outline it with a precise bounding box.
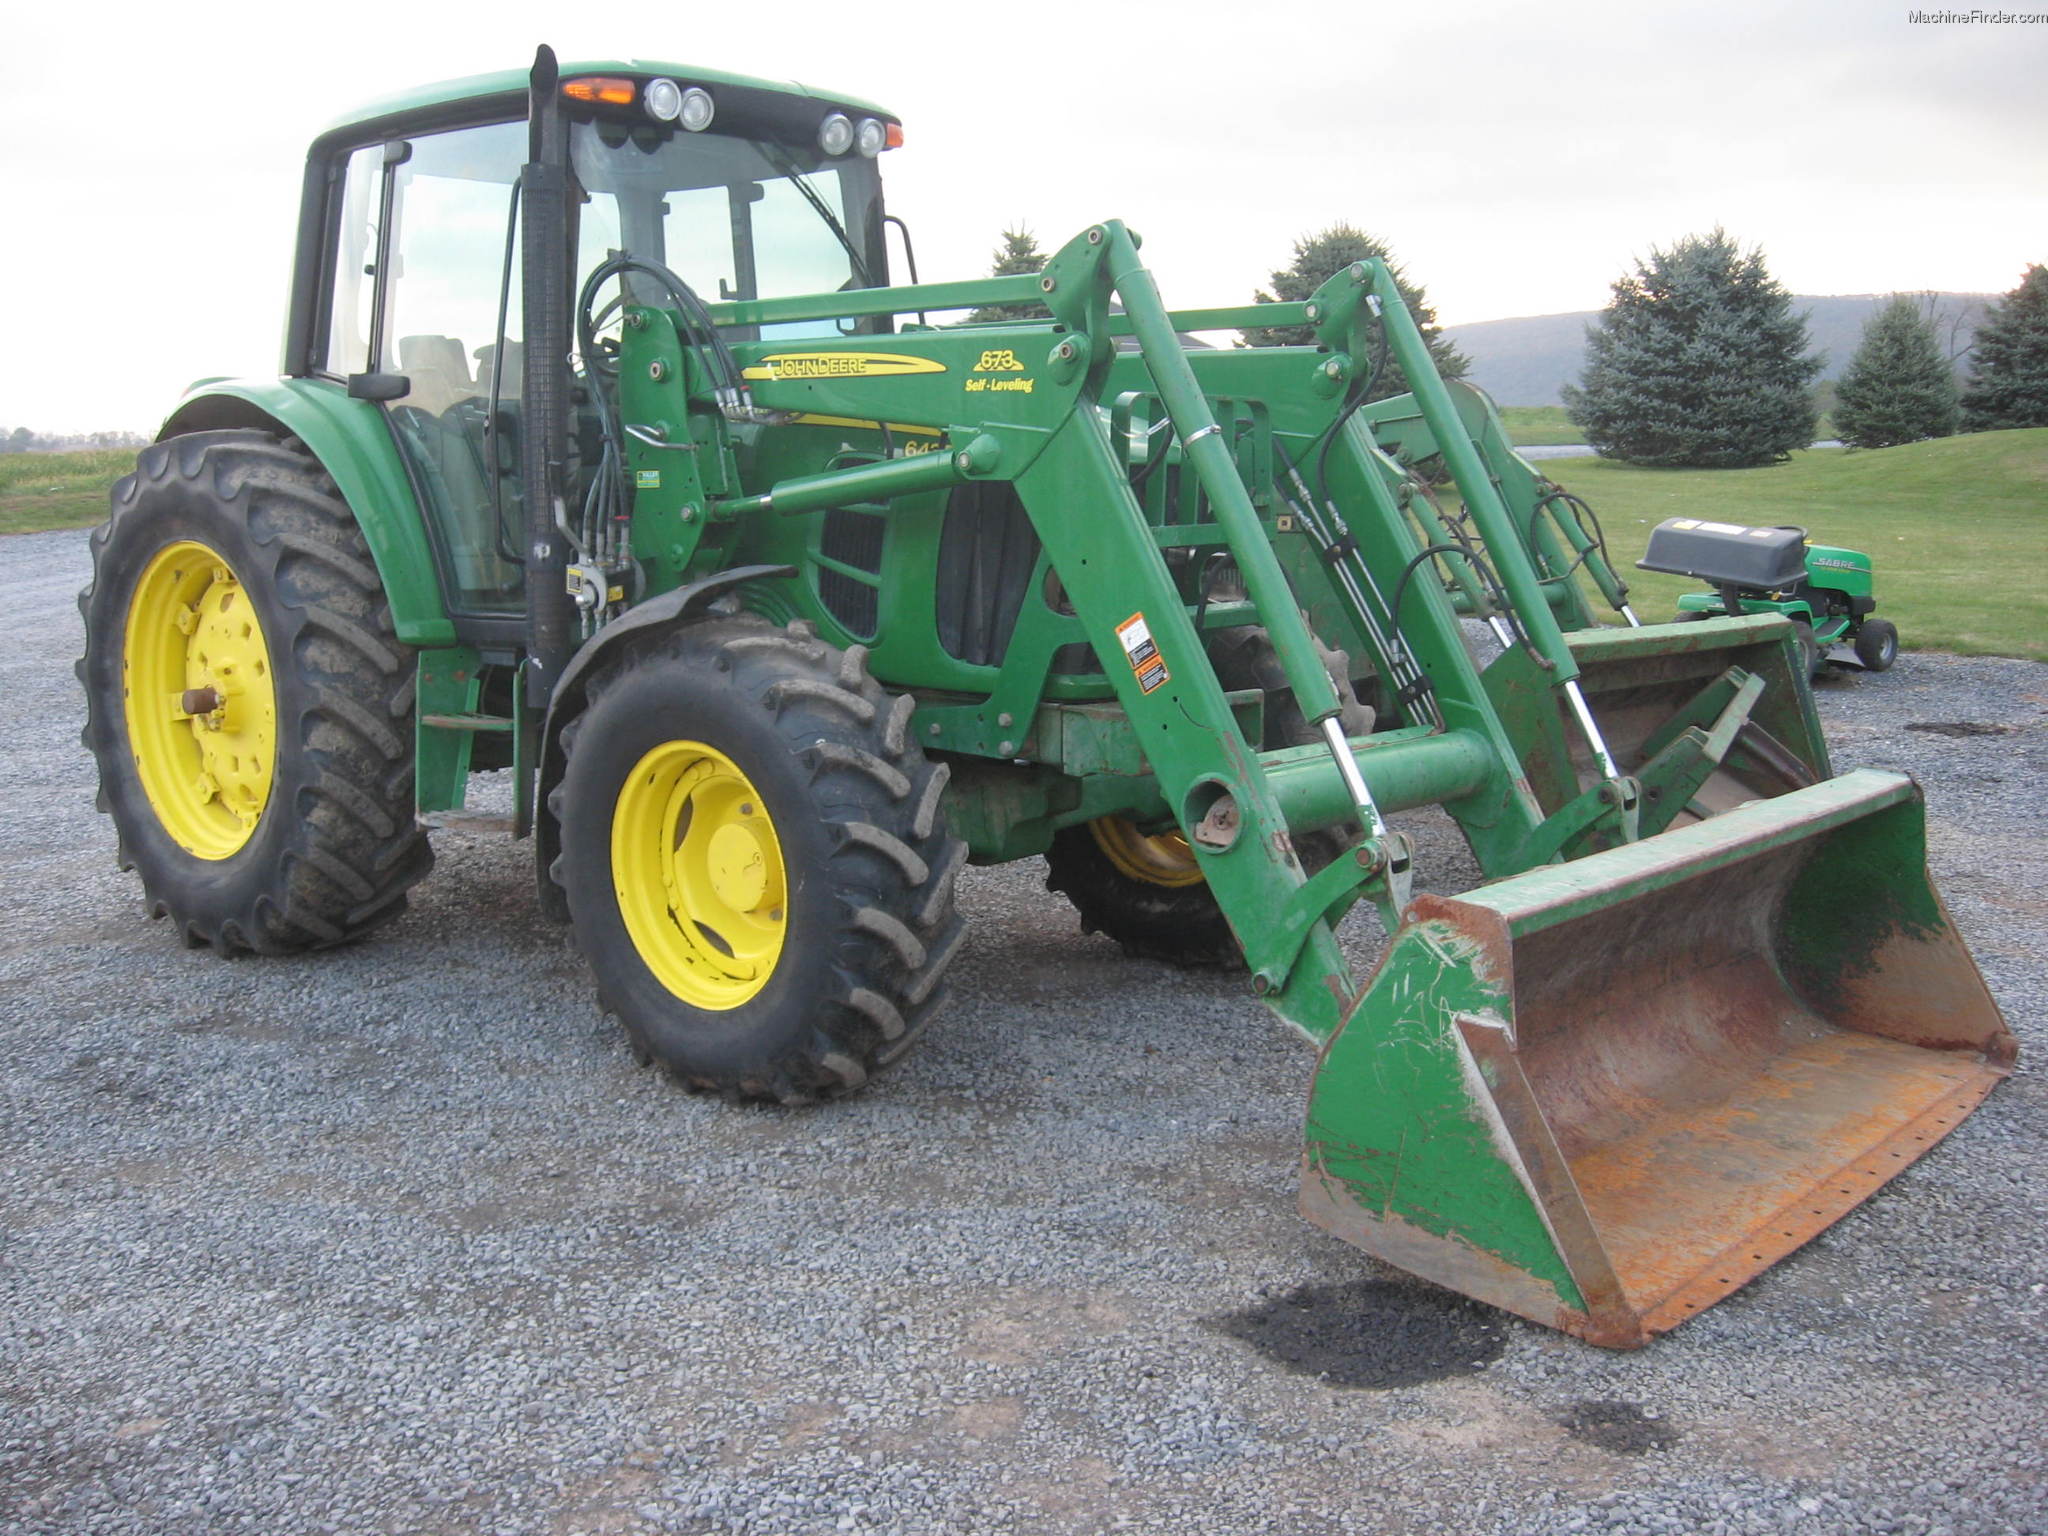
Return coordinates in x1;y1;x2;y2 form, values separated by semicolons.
78;50;2014;1348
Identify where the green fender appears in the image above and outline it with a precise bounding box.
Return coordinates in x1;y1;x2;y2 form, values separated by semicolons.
159;376;455;647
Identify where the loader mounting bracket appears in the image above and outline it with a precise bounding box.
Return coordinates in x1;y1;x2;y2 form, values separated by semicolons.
1247;832;1413;994
1509;775;1642;869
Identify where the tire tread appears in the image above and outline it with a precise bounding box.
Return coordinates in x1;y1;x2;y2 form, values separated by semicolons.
78;431;432;954
557;616;966;1103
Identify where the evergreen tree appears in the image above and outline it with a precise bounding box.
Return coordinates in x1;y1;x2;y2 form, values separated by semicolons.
1564;228;1822;468
968;227;1050;324
1239;224;1468;402
1960;263;2048;431
1833;295;1960;449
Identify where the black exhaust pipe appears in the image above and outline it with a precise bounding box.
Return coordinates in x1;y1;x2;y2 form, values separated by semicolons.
520;44;574;703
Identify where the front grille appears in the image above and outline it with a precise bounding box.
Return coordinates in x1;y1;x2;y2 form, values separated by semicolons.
818;507;885;638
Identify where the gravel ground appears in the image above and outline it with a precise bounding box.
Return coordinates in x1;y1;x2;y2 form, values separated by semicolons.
4;524;2044;1536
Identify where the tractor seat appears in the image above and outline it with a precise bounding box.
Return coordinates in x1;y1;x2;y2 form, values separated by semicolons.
396;334;476;417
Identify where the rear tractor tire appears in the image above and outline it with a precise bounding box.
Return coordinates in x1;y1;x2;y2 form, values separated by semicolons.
1044;623;1373;970
552;618;966;1102
77;431;432;952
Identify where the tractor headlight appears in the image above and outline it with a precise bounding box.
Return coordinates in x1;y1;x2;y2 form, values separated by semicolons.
818;112;854;156
678;86;715;132
855;117;887;158
643;78;684;122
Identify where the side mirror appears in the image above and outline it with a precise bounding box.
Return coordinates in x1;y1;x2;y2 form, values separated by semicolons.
347;372;411;402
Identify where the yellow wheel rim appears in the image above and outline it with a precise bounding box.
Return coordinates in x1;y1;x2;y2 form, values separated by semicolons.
1087;815;1206;889
613;741;788;1010
122;540;277;860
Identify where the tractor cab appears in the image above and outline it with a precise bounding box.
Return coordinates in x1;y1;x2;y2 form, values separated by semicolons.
294;62;900;629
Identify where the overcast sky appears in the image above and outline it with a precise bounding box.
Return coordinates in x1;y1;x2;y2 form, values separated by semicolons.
2;0;2042;434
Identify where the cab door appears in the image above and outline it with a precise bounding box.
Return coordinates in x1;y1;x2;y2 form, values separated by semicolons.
324;119;531;620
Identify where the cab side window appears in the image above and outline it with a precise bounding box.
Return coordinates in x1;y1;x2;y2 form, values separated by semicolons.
326;120;529;614
326;145;382;378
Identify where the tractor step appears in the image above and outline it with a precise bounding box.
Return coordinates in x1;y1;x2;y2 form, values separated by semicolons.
421;712;515;732
418;810;517;835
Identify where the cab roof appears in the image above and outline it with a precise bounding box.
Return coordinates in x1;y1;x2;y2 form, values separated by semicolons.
320;58;896;138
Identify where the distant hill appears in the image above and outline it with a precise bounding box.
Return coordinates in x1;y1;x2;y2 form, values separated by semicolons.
1445;293;1995;407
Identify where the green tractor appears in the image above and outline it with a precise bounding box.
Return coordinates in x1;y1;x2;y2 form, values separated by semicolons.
78;49;2013;1348
1640;517;1899;676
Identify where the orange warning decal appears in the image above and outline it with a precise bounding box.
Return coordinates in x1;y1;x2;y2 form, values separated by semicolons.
1115;612;1170;695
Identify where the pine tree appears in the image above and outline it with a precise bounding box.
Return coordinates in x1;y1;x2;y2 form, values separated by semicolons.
1239;224;1468;401
1564;229;1822;468
968;227;1050;324
1833;295;1960;449
1960;264;2048;431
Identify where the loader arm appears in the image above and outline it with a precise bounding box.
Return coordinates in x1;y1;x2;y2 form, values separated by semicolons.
611;219;2013;1345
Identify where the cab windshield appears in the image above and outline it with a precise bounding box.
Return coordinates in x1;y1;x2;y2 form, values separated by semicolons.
570;119;888;340
318;106;893;618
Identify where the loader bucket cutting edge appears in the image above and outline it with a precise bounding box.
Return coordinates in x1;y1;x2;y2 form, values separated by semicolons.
1300;768;2015;1348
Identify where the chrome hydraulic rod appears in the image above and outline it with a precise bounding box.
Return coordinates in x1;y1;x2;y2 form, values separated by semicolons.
1320;716;1390;841
1317;714;1414;932
1563;677;1624;782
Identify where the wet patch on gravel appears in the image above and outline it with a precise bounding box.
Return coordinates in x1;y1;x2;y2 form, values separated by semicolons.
1556;1399;1680;1455
1904;721;2015;738
1209;1279;1507;1388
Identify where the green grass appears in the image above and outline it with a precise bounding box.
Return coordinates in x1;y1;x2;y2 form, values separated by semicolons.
1498;406;1585;447
8;432;2041;662
1539;429;2048;661
0;448;133;535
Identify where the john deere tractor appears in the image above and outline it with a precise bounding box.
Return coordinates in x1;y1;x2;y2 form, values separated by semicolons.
79;49;2013;1347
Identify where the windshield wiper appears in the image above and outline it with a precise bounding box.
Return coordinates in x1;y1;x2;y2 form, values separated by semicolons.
758;144;872;289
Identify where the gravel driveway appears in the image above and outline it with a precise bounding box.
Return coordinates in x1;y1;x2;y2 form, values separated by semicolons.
4;525;2044;1536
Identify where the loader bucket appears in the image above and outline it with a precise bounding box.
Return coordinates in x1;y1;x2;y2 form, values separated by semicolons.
1301;769;2014;1348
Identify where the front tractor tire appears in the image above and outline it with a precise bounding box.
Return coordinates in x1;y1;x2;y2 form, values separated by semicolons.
553;619;966;1102
78;432;432;952
1854;617;1899;672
